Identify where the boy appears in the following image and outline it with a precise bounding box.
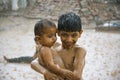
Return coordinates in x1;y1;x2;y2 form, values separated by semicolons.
31;12;86;80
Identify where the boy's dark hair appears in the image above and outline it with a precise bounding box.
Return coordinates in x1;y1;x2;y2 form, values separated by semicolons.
58;12;82;32
34;19;56;36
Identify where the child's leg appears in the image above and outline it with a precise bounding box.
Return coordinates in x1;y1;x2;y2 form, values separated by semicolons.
4;56;34;63
3;51;37;63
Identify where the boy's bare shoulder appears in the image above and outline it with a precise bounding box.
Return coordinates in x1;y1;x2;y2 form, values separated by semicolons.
52;42;61;51
75;45;86;56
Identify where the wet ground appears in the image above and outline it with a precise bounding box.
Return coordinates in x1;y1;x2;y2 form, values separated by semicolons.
0;16;120;80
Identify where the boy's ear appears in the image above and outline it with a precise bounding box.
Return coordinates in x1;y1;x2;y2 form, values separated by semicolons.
79;30;83;34
79;30;83;37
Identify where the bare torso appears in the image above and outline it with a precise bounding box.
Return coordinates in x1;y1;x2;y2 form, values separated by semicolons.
58;49;75;71
55;43;86;79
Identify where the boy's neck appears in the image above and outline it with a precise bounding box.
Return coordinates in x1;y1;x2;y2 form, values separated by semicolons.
62;45;74;51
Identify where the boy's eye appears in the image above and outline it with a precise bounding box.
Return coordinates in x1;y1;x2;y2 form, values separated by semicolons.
72;33;77;38
61;33;68;37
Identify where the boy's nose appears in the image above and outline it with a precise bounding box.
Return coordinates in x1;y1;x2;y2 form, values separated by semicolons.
66;36;72;42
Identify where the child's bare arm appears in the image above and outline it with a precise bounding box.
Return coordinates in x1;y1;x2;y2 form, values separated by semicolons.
31;59;47;74
73;47;86;80
31;59;62;80
40;47;74;80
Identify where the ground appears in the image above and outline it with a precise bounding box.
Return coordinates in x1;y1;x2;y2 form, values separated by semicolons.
0;16;120;80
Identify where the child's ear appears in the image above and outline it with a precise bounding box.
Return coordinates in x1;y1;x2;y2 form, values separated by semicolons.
34;36;41;44
35;36;41;40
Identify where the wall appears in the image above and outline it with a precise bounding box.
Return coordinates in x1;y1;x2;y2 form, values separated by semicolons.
0;0;120;28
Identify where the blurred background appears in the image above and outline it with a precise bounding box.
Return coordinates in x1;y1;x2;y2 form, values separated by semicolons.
0;0;120;80
0;0;120;29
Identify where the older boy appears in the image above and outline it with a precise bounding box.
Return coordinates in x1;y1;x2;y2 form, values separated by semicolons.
31;12;86;80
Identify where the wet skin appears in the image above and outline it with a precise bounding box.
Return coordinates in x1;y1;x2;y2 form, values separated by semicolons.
58;30;82;49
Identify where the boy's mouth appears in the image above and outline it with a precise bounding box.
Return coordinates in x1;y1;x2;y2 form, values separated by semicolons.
62;41;76;49
66;43;73;46
64;42;74;47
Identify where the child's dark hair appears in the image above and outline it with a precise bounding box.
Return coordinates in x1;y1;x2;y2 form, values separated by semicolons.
58;12;82;32
34;19;56;36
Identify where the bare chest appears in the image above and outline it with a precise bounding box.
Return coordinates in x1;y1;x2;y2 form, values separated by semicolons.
60;52;75;71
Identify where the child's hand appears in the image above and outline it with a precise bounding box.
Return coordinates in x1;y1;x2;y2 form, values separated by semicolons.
44;71;57;80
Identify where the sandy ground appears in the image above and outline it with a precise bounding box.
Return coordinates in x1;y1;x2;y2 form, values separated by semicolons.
0;16;120;80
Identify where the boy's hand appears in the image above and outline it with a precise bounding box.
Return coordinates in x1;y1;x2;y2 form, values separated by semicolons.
73;75;80;80
60;69;74;80
44;71;57;80
66;76;80;80
61;69;81;80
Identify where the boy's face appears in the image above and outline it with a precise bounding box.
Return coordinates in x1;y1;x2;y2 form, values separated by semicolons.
58;30;82;49
39;27;57;47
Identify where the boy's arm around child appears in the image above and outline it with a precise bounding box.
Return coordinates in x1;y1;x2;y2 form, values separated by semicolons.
73;47;86;80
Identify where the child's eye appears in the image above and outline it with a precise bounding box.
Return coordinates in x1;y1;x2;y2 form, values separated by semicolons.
48;35;53;38
48;34;56;38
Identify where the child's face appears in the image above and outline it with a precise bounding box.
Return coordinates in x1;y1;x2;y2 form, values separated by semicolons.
39;27;57;47
58;30;82;49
